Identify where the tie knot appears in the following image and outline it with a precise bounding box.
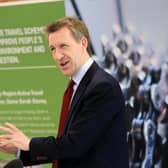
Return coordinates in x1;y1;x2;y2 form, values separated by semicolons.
66;79;75;92
68;79;75;88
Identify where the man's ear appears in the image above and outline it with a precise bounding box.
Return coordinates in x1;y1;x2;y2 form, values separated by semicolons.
80;36;88;48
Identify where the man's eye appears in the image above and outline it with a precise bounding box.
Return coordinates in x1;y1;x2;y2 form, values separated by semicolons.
60;44;67;48
50;47;55;52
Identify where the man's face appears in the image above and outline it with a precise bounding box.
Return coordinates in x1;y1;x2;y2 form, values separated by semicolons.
48;27;89;76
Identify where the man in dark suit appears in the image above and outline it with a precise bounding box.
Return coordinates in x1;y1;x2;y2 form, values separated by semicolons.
0;16;129;168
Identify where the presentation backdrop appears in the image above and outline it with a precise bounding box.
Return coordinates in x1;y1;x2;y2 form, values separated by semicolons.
0;0;67;166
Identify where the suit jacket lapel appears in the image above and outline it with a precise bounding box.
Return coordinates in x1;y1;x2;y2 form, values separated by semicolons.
63;61;99;132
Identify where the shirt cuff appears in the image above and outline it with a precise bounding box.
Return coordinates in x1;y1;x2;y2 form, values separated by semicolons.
15;149;21;159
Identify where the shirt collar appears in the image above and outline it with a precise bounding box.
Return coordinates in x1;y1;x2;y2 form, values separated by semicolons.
72;58;93;86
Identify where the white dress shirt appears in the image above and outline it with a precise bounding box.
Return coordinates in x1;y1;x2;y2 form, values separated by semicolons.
71;57;94;96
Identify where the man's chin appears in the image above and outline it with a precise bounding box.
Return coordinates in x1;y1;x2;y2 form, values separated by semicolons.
61;71;71;77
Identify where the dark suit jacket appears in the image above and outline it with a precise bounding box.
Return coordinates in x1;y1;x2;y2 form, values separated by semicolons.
20;62;129;168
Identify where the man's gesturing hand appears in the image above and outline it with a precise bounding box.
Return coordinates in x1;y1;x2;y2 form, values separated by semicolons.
0;122;30;152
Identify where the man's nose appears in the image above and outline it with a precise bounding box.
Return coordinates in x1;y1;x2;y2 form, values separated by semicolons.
53;51;64;61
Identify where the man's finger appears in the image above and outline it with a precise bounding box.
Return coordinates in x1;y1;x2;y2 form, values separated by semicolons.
4;122;19;132
0;134;13;140
0;126;13;134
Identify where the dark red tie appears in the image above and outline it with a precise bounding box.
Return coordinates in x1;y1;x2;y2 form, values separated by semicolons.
52;79;75;168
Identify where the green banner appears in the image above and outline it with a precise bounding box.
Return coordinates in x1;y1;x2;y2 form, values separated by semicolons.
0;0;67;167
